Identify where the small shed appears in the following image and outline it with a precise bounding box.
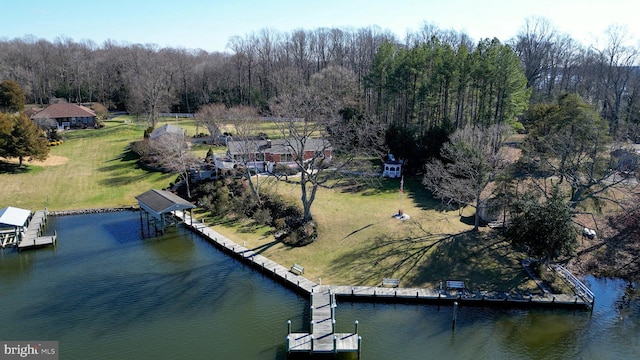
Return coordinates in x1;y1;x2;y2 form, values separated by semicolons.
382;154;403;178
149;124;185;140
0;206;32;247
135;189;195;235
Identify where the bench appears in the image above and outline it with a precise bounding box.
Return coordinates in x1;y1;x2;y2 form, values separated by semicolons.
382;278;399;288
290;263;304;275
446;280;465;291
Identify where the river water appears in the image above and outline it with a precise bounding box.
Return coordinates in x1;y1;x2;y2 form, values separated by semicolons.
0;212;638;360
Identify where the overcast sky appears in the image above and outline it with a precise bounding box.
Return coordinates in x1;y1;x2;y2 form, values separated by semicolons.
2;0;639;52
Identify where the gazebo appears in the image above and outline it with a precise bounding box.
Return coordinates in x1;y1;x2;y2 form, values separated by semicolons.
135;189;195;236
382;154;403;178
0;206;32;247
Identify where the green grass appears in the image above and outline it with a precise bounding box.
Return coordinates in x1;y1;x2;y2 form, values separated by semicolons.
206;177;539;291
1;117;538;292
0;120;173;210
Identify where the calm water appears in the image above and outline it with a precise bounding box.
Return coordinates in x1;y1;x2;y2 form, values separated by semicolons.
0;212;639;360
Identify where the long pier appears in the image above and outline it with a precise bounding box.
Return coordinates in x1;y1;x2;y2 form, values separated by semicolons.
172;212;594;357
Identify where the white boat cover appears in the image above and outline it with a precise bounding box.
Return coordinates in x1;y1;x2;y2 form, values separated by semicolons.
0;206;31;227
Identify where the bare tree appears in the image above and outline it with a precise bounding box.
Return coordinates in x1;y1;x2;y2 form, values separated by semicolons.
148;132;199;198
128;45;176;128
596;25;639;137
226;105;264;201
512;17;556;90
195;103;227;139
423;124;511;230
270;66;376;222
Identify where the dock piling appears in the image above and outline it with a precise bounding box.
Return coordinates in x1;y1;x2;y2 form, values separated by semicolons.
452;302;459;328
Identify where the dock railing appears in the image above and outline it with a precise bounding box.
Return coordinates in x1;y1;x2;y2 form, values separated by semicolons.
552;264;595;305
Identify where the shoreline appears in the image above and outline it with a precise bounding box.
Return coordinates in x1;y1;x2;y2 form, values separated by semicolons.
48;206;138;216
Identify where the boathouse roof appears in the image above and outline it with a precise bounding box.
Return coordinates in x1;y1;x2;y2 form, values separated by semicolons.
0;206;31;227
135;189;195;216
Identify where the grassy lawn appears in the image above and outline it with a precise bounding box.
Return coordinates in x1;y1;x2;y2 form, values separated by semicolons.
1;116;538;292
206;177;540;292
0;119;173;210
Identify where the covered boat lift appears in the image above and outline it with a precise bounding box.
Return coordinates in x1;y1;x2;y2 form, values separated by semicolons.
135;190;195;236
0;206;32;247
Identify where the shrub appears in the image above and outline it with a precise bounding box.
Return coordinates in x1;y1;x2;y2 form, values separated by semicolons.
253;208;272;226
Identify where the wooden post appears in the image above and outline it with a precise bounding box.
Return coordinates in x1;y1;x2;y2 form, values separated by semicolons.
287;320;291;334
333;335;337;353
358;336;362;359
310;335;314;352
286;335;290;353
354;320;358;334
452;301;458;329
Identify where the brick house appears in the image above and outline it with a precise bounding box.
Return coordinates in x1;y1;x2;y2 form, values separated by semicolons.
218;138;332;172
30;103;97;129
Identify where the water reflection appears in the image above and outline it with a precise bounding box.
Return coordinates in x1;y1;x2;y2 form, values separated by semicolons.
0;212;639;360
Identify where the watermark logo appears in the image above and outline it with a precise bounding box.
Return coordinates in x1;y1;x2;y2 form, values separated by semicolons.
0;341;57;360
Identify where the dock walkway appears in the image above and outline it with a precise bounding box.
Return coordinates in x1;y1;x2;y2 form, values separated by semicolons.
288;286;360;354
18;210;56;250
172;211;593;357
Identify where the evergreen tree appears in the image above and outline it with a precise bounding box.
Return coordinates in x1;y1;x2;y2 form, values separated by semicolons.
0;113;49;166
0;80;26;113
505;185;578;263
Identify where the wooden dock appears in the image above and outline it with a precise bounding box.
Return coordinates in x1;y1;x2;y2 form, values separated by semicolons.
287;286;360;354
172;211;594;357
18;209;57;250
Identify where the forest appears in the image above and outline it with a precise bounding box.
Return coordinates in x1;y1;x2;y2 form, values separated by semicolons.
1;18;638;146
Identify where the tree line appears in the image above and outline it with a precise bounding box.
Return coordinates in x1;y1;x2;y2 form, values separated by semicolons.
2;18;639;141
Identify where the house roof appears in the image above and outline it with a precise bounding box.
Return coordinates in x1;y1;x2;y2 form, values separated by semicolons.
30;103;96;120
135;189;194;216
150;124;185;140
0;206;31;227
227;138;330;155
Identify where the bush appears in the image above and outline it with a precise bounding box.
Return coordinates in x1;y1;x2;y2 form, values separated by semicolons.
280;219;317;247
273;163;299;176
253;208;272;226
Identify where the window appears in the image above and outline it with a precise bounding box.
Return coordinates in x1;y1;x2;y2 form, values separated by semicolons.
280;153;292;162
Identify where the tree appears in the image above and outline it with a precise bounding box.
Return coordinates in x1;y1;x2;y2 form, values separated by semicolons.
127;45;176;128
520;93;636;211
226;105;266;201
512;17;555;90
0;113;49;166
0;80;26;113
194;103;226;140
148;132;199;198
505;185;578;263
270;66;367;223
423;124;511;230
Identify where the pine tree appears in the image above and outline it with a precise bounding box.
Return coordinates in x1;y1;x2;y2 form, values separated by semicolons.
3;113;49;166
0;80;26;113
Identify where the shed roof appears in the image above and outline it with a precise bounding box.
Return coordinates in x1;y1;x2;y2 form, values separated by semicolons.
149;124;185;140
135;189;194;216
31;103;96;120
0;206;31;227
